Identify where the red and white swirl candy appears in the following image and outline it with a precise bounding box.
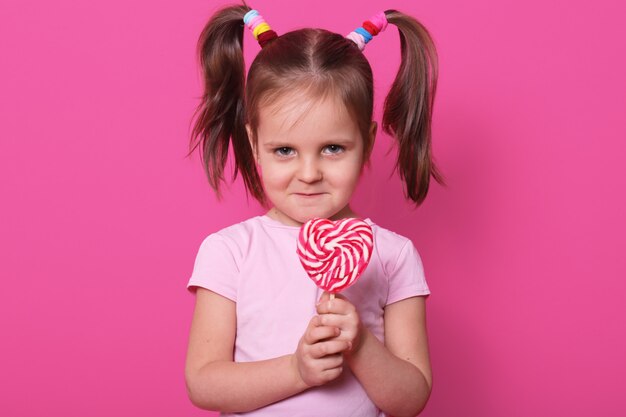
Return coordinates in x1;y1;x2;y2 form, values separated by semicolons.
297;218;374;294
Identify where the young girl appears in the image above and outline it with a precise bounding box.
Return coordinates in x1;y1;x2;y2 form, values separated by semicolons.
185;3;444;416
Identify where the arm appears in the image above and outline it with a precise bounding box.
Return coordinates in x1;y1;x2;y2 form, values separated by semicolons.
185;288;349;413
317;295;432;417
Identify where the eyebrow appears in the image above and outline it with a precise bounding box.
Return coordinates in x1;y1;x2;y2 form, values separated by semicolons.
262;142;291;148
262;138;356;148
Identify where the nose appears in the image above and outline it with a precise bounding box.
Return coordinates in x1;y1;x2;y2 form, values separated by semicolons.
297;156;323;183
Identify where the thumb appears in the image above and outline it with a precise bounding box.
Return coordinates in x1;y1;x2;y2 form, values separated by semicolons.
317;291;331;304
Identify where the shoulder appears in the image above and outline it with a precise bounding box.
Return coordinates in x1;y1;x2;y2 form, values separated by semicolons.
369;221;414;256
367;220;430;300
369;221;413;250
201;215;265;243
211;215;265;238
368;221;421;276
196;216;268;260
188;217;269;297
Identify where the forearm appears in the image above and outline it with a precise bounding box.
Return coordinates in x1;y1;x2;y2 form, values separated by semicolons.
187;354;308;413
347;329;432;417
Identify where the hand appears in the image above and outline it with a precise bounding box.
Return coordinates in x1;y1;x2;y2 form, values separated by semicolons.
316;292;364;357
293;314;351;388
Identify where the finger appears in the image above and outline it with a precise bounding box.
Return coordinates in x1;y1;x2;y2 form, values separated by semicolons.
308;325;341;343
310;339;352;359
308;361;343;385
303;316;343;344
317;292;350;302
330;293;347;301
317;291;331;303
318;365;343;383
317;298;354;315
302;316;323;345
318;313;350;329
316;353;344;371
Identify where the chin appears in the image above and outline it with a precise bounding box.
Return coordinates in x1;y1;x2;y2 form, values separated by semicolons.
285;208;335;224
305;210;343;222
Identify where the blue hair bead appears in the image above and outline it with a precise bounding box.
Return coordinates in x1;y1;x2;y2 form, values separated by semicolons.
354;27;373;43
243;9;259;24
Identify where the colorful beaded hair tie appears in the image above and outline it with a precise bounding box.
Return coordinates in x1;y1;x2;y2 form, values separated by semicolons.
243;9;278;48
346;11;388;51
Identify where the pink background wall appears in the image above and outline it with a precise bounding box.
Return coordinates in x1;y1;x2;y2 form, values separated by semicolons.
1;0;625;415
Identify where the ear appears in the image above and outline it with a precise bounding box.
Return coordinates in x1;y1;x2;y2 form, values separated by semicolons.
365;121;378;161
246;123;258;159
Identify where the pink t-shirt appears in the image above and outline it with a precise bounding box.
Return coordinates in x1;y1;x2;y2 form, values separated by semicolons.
187;215;430;417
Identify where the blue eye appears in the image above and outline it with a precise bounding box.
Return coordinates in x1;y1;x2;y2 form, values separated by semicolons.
323;144;345;155
274;147;295;157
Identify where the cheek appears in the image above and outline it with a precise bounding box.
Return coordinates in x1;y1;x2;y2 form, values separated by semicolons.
258;161;290;188
329;158;363;183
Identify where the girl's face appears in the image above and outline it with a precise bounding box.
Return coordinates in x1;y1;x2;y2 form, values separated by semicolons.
249;92;375;227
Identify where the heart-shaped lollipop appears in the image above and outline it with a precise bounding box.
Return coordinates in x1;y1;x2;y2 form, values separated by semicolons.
297;217;373;294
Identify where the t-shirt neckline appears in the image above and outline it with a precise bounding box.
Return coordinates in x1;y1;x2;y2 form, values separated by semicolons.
258;214;374;230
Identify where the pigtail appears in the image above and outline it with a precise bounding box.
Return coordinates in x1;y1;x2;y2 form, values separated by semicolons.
383;10;445;205
188;4;265;203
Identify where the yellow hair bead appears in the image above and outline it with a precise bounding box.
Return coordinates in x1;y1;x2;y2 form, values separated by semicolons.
253;22;271;39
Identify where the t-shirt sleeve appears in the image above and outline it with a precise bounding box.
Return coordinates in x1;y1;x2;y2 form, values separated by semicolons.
186;234;239;302
386;239;430;305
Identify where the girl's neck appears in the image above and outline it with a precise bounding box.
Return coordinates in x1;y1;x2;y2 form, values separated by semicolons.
265;205;361;227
